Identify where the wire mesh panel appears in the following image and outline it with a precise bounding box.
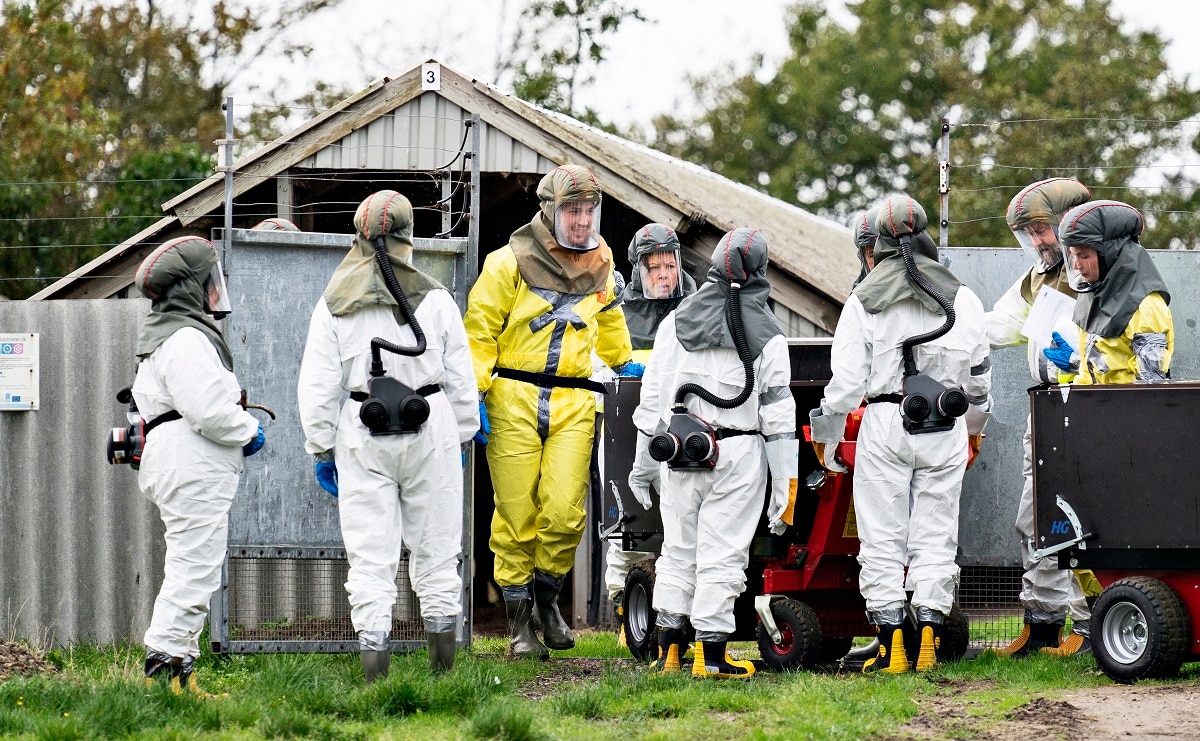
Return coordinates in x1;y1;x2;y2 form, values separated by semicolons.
956;565;1023;650
220;547;426;653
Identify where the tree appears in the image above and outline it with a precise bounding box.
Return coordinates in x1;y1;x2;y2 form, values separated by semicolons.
651;0;1200;249
497;0;647;126
0;0;346;299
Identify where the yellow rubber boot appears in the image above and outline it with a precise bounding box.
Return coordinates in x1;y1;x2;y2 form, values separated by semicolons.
691;640;755;679
986;622;1062;657
651;627;687;675
1040;631;1091;657
914;622;940;672
616;604;627;649
863;624;909;674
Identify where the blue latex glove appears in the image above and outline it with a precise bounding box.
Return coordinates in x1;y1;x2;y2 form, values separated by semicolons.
315;460;339;497
473;400;490;445
242;425;265;457
1043;331;1076;372
617;361;645;378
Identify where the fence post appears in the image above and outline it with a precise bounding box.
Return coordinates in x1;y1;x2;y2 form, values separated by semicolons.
939;117;950;249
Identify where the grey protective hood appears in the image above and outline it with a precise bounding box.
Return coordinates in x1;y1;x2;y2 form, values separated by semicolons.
622;223;697;349
1062;200;1170;338
135;236;233;370
674;228;781;359
852;195;961;315
852;207;879;287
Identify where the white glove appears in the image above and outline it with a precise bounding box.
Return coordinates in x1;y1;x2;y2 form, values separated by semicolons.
627;431;660;511
965;395;992;436
808;407;848;473
765;437;799;535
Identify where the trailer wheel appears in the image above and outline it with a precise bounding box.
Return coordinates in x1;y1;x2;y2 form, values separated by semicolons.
1093;577;1189;684
940;604;970;662
623;560;658;661
756;598;822;671
815;636;854;665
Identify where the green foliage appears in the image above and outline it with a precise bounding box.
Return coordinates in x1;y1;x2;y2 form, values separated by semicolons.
499;0;646;126
470;700;543;741
0;0;347;299
652;0;1200;249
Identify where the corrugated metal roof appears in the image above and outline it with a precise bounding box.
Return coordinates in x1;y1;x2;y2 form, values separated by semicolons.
29;59;855;330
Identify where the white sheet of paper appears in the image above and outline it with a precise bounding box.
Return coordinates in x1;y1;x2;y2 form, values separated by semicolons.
1021;288;1076;341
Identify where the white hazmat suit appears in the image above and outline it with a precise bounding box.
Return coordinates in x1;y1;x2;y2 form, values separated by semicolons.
297;190;478;678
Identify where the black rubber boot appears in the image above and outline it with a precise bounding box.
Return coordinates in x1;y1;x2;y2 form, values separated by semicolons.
144;650;178;687
361;650;390;683
505;598;550;660
988;621;1063;657
651;627;688;674
533;571;575;650
863;623;910;674
427;630;456;673
914;621;941;672
691;640;755;679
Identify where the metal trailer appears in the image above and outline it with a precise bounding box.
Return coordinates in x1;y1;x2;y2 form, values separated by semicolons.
1032;382;1200;683
602;338;970;670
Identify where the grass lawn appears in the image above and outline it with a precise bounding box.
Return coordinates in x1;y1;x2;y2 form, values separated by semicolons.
0;629;1191;740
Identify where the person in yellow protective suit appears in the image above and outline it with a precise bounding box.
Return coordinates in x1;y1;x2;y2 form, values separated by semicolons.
465;164;639;659
1049;200;1173;389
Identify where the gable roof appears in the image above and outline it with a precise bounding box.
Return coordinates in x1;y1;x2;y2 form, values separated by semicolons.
33;60;856;329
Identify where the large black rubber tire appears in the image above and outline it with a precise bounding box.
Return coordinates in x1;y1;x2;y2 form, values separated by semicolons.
623;560;658;661
815;635;854;665
756;597;823;672
1093;577;1190;684
940;604;970;662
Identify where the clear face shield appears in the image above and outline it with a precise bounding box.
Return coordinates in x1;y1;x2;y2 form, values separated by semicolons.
638;249;684;299
202;263;231;318
1063;243;1100;293
553;199;601;251
1014;221;1063;274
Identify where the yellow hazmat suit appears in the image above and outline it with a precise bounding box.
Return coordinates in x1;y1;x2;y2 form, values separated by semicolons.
466;165;632;590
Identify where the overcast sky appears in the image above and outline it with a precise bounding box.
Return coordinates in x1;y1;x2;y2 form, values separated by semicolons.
211;0;1200;132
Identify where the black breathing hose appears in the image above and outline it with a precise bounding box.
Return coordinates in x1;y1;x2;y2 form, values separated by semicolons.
898;234;955;377
672;283;755;409
368;236;426;375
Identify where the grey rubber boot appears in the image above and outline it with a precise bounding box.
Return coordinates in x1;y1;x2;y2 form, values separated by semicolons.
533;571;575;650
504;598;549;660
427;630;457;673
361;650;390;683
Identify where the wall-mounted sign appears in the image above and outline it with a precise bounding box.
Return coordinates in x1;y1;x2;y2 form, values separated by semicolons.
0;333;39;410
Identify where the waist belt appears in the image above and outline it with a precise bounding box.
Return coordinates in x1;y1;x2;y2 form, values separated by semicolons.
866;393;904;405
714;428;759;440
143;410;183;437
350;384;441;403
495;367;607;394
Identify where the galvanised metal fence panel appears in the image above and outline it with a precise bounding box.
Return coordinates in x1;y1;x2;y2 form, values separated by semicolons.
211;228;473;654
0;298;163;648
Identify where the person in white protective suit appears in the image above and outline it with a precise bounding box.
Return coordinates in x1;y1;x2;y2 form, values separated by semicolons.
297;190;479;680
604;223;698;648
629;227;798;679
812;195;992;674
133;236;265;697
985;178;1096;658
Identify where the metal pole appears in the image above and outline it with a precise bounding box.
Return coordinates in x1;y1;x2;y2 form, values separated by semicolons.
467;114;481;289
221;96;235;272
939;117;950;250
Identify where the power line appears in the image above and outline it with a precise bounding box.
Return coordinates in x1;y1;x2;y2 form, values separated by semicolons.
956;117;1200;127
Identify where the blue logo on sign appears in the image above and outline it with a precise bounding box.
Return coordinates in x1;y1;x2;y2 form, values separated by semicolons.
1050;520;1070;535
11;396;19;402
0;343;13;354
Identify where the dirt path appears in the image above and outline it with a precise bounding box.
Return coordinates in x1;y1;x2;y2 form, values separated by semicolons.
901;680;1200;740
